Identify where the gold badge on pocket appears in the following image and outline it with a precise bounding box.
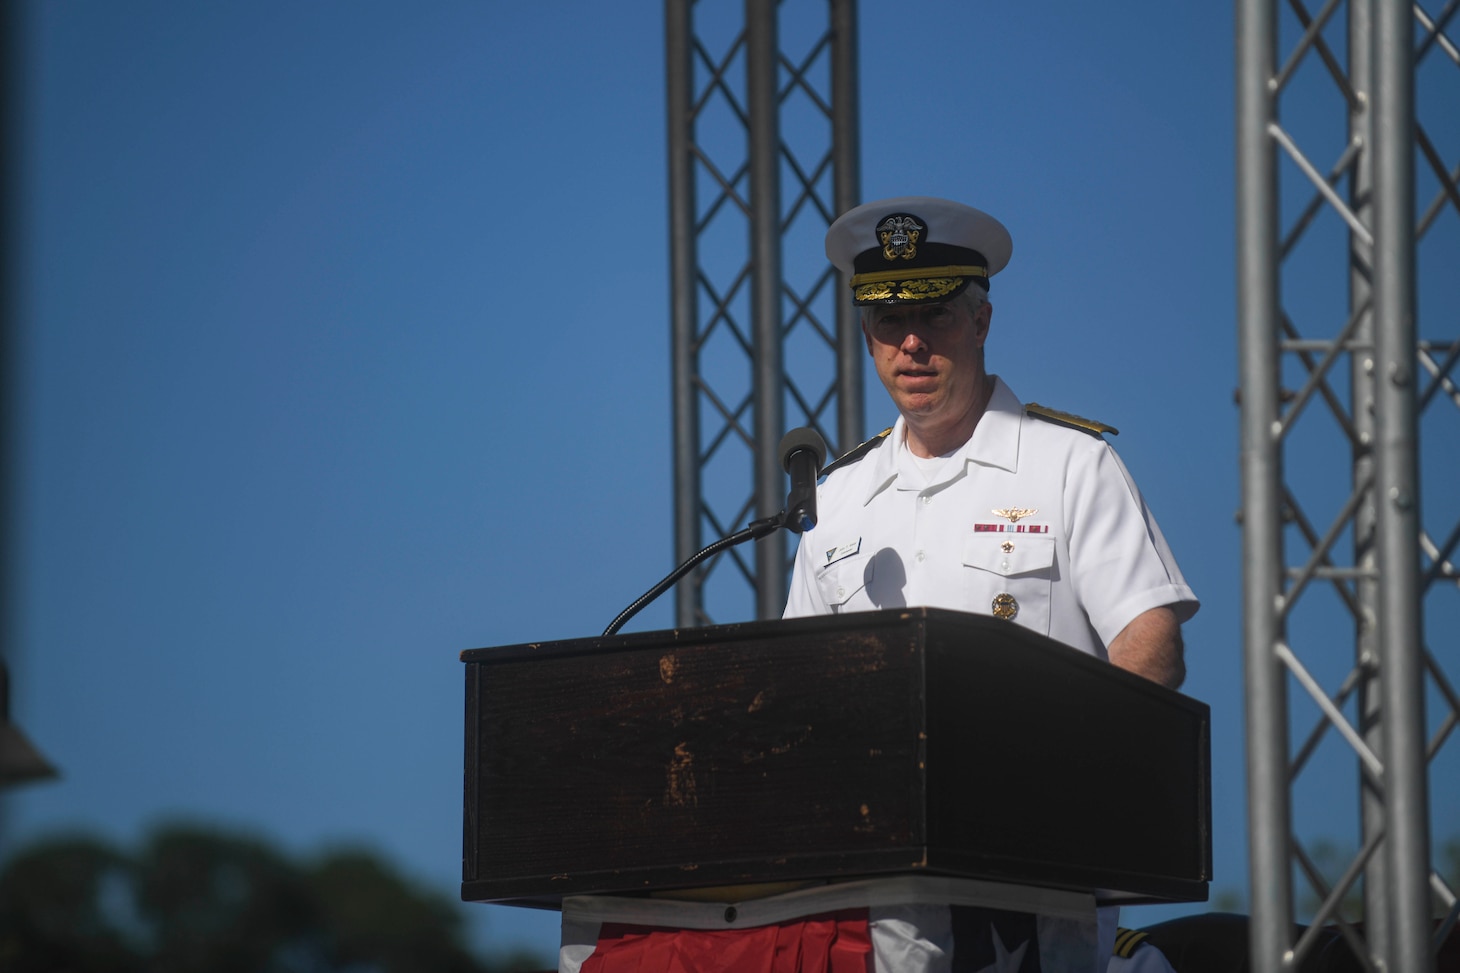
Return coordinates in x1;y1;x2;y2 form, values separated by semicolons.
991;593;1019;621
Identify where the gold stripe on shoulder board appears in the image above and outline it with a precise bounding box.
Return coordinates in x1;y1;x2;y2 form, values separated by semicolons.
1024;402;1119;438
821;427;893;477
1112;927;1150;958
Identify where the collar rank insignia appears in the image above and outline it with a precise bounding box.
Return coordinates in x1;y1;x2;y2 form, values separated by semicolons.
876;214;924;261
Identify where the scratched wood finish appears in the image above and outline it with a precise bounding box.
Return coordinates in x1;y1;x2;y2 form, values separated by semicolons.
920;618;1211;900
461;608;1210;906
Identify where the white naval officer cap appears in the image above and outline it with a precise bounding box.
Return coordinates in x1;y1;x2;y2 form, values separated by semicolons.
825;196;1013;306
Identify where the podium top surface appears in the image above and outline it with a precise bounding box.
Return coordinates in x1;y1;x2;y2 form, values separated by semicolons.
467;608;1186;692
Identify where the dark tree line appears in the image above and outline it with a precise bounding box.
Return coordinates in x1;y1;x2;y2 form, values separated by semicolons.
0;823;549;973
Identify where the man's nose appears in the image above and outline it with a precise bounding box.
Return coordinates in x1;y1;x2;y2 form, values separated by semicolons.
900;329;928;354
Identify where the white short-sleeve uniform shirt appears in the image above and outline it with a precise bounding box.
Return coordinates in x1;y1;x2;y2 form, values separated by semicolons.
784;377;1198;658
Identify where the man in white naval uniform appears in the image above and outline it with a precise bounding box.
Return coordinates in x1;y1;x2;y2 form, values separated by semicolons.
785;195;1198;972
786;195;1198;686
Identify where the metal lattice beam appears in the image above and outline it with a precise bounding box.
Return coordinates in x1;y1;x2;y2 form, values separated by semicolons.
666;0;861;625
1238;0;1459;968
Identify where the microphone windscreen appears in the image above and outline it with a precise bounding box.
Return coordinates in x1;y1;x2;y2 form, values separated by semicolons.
778;427;828;472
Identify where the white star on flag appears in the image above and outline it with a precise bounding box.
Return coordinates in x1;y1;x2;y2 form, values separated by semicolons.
974;922;1030;973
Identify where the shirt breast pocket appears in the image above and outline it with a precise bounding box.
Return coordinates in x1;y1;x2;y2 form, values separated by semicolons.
961;534;1056;635
815;552;874;611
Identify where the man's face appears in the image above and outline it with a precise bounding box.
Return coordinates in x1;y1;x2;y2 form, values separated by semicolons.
863;298;992;427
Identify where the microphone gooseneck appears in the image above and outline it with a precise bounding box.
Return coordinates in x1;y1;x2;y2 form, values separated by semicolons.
602;426;829;637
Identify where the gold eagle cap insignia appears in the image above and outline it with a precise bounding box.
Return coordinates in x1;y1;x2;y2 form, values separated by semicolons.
875;214;924;261
992;507;1038;524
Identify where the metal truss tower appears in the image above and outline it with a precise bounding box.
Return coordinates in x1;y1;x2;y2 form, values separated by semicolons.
665;0;862;626
1238;0;1459;968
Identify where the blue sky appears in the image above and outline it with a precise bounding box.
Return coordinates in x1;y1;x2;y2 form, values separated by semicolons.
5;0;1456;960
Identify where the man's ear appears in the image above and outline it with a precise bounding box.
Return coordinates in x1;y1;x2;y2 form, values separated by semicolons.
974;301;993;346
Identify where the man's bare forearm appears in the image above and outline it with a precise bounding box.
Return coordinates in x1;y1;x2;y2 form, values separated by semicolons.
1107;605;1186;689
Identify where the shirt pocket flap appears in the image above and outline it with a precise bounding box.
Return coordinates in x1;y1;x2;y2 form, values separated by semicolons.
962;534;1056;578
815;553;874;607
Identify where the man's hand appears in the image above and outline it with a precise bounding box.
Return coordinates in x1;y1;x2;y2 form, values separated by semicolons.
1108;606;1185;689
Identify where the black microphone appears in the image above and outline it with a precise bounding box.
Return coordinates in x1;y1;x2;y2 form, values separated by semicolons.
779;427;828;534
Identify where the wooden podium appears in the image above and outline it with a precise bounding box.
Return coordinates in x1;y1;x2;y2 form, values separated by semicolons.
461;608;1210;908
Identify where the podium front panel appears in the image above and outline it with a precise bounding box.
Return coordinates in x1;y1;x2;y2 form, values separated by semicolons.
462;608;1210;906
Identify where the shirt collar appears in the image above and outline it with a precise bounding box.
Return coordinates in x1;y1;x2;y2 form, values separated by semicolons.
964;375;1023;473
859;375;1023;505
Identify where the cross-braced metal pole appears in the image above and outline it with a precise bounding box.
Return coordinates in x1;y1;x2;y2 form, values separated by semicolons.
1237;0;1458;968
666;0;861;626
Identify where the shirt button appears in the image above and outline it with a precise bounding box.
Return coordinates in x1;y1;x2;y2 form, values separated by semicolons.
835;586;847;598
1000;560;1010;572
920;495;932;505
915;551;926;563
